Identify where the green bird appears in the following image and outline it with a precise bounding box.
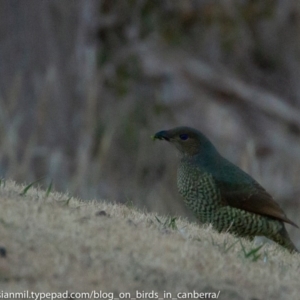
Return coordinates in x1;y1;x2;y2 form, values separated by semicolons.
153;126;298;253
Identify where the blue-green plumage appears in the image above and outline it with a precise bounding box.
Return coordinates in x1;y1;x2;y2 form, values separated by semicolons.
154;126;298;253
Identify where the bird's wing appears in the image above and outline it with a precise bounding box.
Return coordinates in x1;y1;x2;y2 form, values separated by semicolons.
216;180;299;228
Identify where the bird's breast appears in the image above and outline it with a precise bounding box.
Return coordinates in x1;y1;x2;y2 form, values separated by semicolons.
177;162;222;223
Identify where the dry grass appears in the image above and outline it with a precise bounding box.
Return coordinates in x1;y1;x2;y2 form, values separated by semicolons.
0;180;299;300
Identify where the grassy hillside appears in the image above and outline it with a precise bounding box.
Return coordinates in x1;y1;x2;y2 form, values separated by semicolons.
0;180;299;300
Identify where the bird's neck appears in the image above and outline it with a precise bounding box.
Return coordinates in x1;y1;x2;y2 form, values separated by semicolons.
180;147;222;168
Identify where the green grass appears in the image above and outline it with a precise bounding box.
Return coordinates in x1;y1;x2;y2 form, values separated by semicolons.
19;177;46;196
155;215;178;230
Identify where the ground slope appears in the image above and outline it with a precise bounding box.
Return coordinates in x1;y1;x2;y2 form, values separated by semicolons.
0;180;299;300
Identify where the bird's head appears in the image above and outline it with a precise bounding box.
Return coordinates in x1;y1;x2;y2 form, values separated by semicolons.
152;126;216;157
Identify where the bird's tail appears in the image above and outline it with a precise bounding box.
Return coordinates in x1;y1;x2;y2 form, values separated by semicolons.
272;225;299;253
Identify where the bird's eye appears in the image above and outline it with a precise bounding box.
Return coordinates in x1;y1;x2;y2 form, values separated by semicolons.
179;134;189;141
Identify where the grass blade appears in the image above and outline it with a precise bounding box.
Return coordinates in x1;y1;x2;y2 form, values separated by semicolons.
45;180;53;197
20;177;46;196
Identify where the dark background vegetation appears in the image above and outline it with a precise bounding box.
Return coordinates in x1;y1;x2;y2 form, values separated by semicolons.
1;0;300;245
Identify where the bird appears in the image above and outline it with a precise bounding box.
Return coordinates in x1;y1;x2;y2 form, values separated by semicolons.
152;126;299;253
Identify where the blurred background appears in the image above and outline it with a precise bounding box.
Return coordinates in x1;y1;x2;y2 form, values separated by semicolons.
1;0;300;245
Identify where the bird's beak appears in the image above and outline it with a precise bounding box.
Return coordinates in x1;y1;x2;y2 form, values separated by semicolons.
151;130;170;141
